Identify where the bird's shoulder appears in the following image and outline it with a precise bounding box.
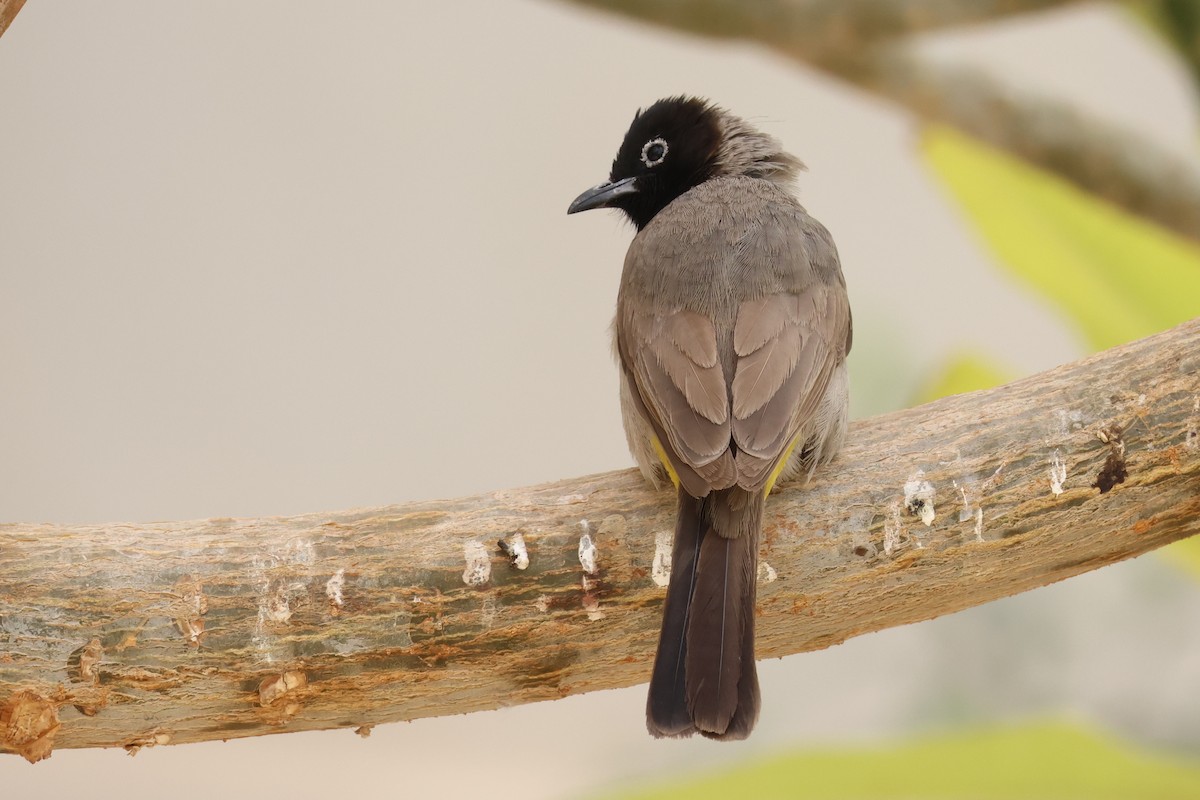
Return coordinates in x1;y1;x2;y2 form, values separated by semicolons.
652;175;802;231
621;176;842;304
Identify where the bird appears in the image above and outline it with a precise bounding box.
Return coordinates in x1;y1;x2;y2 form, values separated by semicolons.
567;96;852;740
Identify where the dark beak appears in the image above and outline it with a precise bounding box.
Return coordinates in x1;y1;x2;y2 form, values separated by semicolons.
567;176;639;214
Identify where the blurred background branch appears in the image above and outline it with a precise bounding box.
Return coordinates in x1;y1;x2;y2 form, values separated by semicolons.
562;0;1200;241
557;0;1090;61
0;0;25;40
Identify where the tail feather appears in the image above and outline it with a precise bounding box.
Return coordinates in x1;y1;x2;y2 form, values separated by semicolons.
646;487;762;740
646;492;704;737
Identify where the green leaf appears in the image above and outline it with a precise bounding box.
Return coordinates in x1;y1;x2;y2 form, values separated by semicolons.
920;124;1200;577
913;351;1012;404
603;722;1200;800
920;125;1200;352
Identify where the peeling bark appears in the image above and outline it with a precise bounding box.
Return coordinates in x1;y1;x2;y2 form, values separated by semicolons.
2;318;1199;759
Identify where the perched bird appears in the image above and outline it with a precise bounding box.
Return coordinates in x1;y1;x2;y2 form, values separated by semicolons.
568;97;852;740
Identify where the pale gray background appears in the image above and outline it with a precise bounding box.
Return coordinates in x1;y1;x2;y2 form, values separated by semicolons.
2;2;1199;798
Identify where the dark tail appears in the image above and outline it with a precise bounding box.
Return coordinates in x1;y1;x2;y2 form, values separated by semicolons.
646;487;762;740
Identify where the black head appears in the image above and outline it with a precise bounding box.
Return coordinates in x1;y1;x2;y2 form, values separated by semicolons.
567;96;722;230
568;96;801;230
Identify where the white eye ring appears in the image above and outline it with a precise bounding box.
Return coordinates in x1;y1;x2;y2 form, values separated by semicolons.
640;137;668;168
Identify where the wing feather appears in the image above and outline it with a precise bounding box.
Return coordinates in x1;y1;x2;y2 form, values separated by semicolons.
730;287;849;491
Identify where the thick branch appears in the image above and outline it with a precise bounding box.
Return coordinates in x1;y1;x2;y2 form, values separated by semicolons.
3;319;1199;761
560;0;1200;242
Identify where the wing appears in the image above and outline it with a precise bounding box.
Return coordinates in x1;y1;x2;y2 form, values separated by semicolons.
618;309;738;497
617;286;847;496
730;286;849;491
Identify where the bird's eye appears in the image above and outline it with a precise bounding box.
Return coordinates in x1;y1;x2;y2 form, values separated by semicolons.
640;138;668;168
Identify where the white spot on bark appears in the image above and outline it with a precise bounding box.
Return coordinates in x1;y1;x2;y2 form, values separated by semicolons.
325;569;346;611
973;508;984;541
757;561;778;583
579;521;603;619
1049;449;1067;496
904;470;936;526
500;533;529;570
534;595;550;613
578;523;598;575
651;530;672;587
557;493;587;505
462;541;492;586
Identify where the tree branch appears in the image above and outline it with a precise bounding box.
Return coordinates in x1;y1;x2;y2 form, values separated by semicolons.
832;46;1200;242
561;0;1089;63
0;0;25;41
559;0;1200;242
3;318;1199;761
